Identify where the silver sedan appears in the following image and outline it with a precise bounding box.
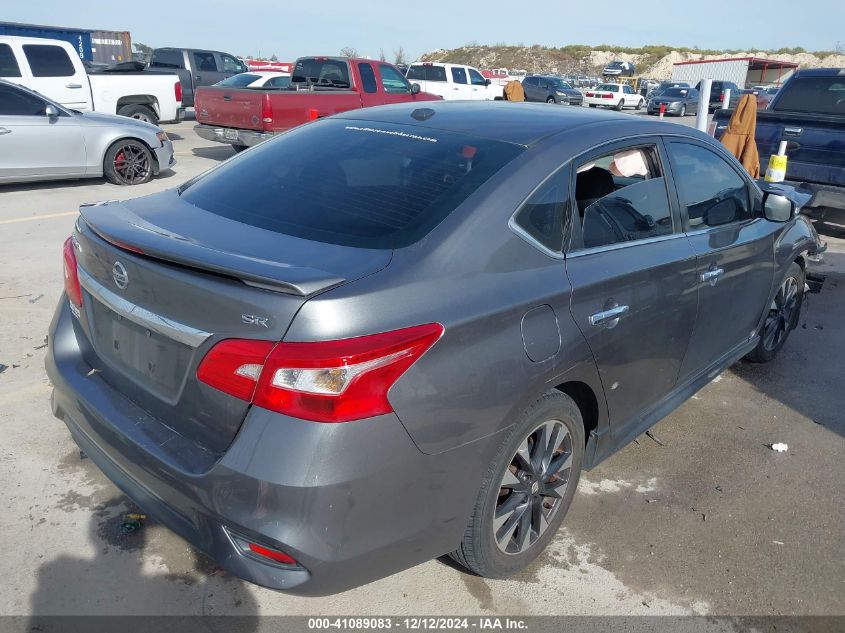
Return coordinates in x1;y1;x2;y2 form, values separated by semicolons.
0;80;175;186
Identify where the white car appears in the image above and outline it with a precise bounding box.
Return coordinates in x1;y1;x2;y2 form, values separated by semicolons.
583;83;644;111
0;36;184;124
405;62;500;100
214;71;291;89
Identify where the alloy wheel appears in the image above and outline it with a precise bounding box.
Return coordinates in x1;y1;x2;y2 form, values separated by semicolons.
493;420;573;555
131;112;153;123
762;276;799;351
112;144;151;185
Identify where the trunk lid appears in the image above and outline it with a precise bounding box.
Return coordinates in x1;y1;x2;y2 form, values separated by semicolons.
72;190;391;455
195;86;266;131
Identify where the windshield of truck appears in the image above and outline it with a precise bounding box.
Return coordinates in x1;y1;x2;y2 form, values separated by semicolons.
291;58;351;88
180;119;524;249
771;77;845;115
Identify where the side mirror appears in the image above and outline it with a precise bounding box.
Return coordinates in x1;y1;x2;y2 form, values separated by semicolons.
44;105;59;118
763;193;795;222
484;79;491;86
410;83;421;95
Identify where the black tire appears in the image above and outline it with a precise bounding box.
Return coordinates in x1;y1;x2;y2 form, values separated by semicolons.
745;262;805;363
450;390;585;578
588;104;597;108
546;96;556;104
636;99;643;110
103;139;154;186
680;105;687;117
231;144;248;153
117;104;159;125
615;99;624;111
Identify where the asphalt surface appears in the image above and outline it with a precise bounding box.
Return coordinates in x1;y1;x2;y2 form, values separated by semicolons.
0;110;842;622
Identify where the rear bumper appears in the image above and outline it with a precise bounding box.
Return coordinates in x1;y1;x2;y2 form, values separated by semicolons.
194;124;273;147
787;180;845;215
46;299;489;595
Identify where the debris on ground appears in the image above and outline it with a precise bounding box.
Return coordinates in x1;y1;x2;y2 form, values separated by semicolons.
773;540;785;545
770;443;789;452
645;430;666;447
0;364;8;375
28;294;44;304
119;513;147;534
79;450;87;460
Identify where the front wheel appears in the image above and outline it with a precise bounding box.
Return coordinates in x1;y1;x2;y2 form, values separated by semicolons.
103;139;154;186
680;105;687;117
745;262;805;363
117;104;159;125
450;390;584;578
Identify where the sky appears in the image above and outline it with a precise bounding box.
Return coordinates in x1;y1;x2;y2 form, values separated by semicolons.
4;0;843;61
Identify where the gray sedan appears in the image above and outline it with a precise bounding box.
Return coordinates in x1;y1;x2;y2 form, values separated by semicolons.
0;80;174;186
47;102;824;595
648;86;699;116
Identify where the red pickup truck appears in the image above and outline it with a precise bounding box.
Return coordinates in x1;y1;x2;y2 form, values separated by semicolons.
194;56;441;150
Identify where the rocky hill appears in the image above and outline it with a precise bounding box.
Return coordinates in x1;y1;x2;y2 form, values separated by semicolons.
418;44;845;79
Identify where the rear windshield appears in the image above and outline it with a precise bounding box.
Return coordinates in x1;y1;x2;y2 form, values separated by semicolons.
771;76;845;115
291;58;351;88
180;119;524;249
215;73;260;87
597;84;618;92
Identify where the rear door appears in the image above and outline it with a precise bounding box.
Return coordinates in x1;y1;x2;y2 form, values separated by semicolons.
448;66;471;99
406;64;448;99
0;83;86;180
665;140;776;381
20;42;91;110
523;76;539;101
566;139;698;436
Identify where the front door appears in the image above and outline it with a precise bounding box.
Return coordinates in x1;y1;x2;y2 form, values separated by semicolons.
665;140;777;381
566;140;698;433
19;42;90;110
376;63;416;105
191;51;224;89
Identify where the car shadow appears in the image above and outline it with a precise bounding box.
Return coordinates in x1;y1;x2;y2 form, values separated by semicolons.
28;492;261;628
0;171;178;194
192;146;237;162
730;249;844;440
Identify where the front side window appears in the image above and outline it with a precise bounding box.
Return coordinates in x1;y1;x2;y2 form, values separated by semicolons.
0;84;48;116
514;168;569;252
450;67;467;84
358;63;377;93
574;145;673;249
0;44;21;77
379;64;410;94
220;54;244;74
668;142;751;229
23;45;75;77
468;68;486;86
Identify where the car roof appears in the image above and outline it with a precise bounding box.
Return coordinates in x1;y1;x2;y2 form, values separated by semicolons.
792;68;845;77
332;101;701;147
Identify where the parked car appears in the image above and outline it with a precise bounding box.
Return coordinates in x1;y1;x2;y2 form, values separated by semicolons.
405;62;499;100
695;79;741;112
0;80;174;185
584;83;644;110
522;75;583;105
214;71;291;90
602;60;635;77
48;102;824;596
649;81;690;98
149;47;248;108
0;36;183;124
713;68;845;220
647;87;699;116
194;56;440;151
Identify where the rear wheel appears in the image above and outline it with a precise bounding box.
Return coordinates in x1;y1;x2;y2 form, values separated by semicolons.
117;104;159;125
636;99;644;110
588;103;597;108
746;262;805;363
450;390;584;578
615;99;624;111
103;139;154;186
546;96;556;104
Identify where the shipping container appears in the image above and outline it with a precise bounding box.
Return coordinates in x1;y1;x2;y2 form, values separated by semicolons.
0;22;131;63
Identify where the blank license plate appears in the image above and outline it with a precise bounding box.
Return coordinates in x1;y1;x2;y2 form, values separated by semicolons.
223;129;239;141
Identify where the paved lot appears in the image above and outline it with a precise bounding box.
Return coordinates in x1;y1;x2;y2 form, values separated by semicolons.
0;112;842;620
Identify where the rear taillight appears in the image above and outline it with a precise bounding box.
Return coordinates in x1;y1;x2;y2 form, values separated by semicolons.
174;80;182;104
197;323;443;423
62;236;82;311
602;93;614;99
261;94;273;124
585;92;594;97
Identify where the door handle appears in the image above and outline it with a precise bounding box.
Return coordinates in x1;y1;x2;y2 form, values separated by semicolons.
589;305;629;327
0;127;10;135
222;94;232;101
783;127;803;136
700;268;724;286
65;83;83;89
195;75;202;81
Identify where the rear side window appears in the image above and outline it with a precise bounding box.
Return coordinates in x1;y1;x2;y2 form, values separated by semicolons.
23;45;75;77
292;58;351;88
265;76;290;88
180;119;524;249
407;65;447;82
668;142;751;229
574;145;673;249
451;67;467;84
0;44;21;77
358;63;377;93
514;169;569;252
524;77;539;86
151;49;183;68
0;83;47;115
772;76;845;115
192;51;218;72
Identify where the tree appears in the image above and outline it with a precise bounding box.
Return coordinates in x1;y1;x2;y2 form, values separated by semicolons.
393;46;408;66
133;42;153;63
270;54;279;61
379;48;387;62
340;46;359;58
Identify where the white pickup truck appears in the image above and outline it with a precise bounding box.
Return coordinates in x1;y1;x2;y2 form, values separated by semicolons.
405;62;501;101
0;36;184;124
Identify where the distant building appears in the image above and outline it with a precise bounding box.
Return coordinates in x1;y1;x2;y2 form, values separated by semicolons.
671;57;798;87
